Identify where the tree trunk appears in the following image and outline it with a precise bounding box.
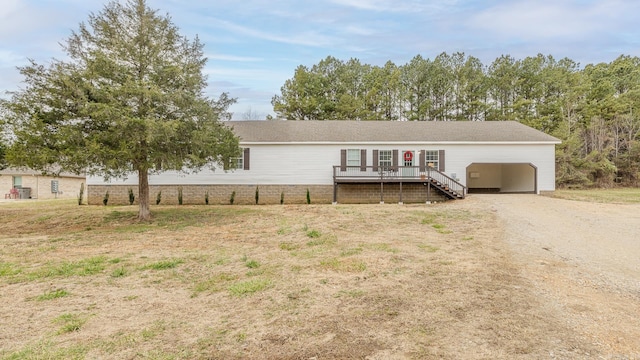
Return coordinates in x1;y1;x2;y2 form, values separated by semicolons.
138;167;151;221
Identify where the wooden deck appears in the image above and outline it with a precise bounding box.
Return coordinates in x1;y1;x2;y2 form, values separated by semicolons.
332;166;467;202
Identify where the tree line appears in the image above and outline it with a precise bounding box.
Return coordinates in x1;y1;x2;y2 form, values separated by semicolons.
272;53;640;188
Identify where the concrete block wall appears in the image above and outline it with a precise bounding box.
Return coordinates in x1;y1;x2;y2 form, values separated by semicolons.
87;183;449;205
88;184;334;205
336;183;448;204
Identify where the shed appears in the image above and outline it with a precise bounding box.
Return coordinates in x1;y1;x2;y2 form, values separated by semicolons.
1;167;86;200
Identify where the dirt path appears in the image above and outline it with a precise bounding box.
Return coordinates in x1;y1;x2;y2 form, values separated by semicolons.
464;194;640;357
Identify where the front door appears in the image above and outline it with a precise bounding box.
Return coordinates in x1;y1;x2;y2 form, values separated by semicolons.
401;150;416;177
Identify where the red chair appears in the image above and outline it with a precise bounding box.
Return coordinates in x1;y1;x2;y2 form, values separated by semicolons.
9;188;19;199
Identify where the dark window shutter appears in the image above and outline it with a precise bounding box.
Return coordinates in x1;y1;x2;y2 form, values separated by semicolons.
340;149;346;171
360;149;367;171
419;150;426;172
392;149;399;171
438;150;445;172
372;150;379;172
243;148;250;170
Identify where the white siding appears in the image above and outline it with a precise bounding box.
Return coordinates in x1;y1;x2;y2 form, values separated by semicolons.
501;164;536;192
445;144;556;192
87;144;345;186
88;143;557;192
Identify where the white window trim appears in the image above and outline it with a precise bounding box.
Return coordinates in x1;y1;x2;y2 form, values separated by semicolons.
346;149;360;167
232;148;244;170
379;150;392;169
424;150;439;169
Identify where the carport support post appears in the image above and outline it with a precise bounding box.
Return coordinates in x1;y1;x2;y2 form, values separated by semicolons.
333;183;337;205
399;181;403;205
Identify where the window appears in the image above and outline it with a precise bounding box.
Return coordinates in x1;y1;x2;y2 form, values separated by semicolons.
379;150;392;170
346;149;360;167
12;176;22;189
424;150;439;169
230;148;250;170
233;151;244;170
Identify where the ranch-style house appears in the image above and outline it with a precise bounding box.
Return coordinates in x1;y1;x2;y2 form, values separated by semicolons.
87;120;561;205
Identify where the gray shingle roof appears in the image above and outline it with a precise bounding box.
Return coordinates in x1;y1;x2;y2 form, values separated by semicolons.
0;167;85;178
226;120;561;143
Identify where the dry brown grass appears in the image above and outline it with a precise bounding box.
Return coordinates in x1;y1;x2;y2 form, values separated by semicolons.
0;200;595;359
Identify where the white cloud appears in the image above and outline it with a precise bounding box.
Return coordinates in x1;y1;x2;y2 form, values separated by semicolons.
208;18;336;47
468;0;637;41
0;50;24;67
0;0;91;42
328;0;458;13
344;25;377;36
206;54;263;62
0;0;39;41
204;66;291;84
0;0;21;17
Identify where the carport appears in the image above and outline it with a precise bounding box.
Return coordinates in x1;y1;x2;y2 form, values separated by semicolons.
466;163;537;194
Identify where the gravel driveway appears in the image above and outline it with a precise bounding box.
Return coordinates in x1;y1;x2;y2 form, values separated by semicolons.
464;194;640;357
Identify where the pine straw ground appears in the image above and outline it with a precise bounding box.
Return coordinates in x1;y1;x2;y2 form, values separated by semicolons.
0;198;615;359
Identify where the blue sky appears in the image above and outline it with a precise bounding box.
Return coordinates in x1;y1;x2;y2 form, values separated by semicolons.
1;0;639;119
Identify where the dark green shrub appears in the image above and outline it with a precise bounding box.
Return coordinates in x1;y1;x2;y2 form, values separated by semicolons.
102;191;109;206
230;191;235;205
178;186;183;205
78;183;84;205
306;188;311;204
128;188;135;205
255;186;259;205
205;191;209;205
156;191;162;205
280;191;284;205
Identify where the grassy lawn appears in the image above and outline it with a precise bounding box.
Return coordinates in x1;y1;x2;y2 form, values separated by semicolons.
547;187;640;204
0;199;590;359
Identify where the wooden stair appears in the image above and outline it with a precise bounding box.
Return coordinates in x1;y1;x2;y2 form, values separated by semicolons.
425;171;466;200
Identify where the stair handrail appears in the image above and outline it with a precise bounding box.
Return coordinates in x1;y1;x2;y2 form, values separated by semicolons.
427;166;467;198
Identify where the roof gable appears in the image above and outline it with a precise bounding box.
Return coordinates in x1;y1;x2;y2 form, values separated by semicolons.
226;120;561;144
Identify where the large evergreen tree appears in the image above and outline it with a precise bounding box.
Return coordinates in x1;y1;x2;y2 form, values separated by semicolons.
1;0;240;220
0;139;6;171
0;114;6;170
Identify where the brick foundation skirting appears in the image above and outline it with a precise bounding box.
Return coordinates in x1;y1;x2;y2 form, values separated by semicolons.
88;185;333;205
336;183;448;203
87;183;448;205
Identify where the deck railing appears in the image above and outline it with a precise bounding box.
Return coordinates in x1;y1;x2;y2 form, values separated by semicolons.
333;165;466;198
